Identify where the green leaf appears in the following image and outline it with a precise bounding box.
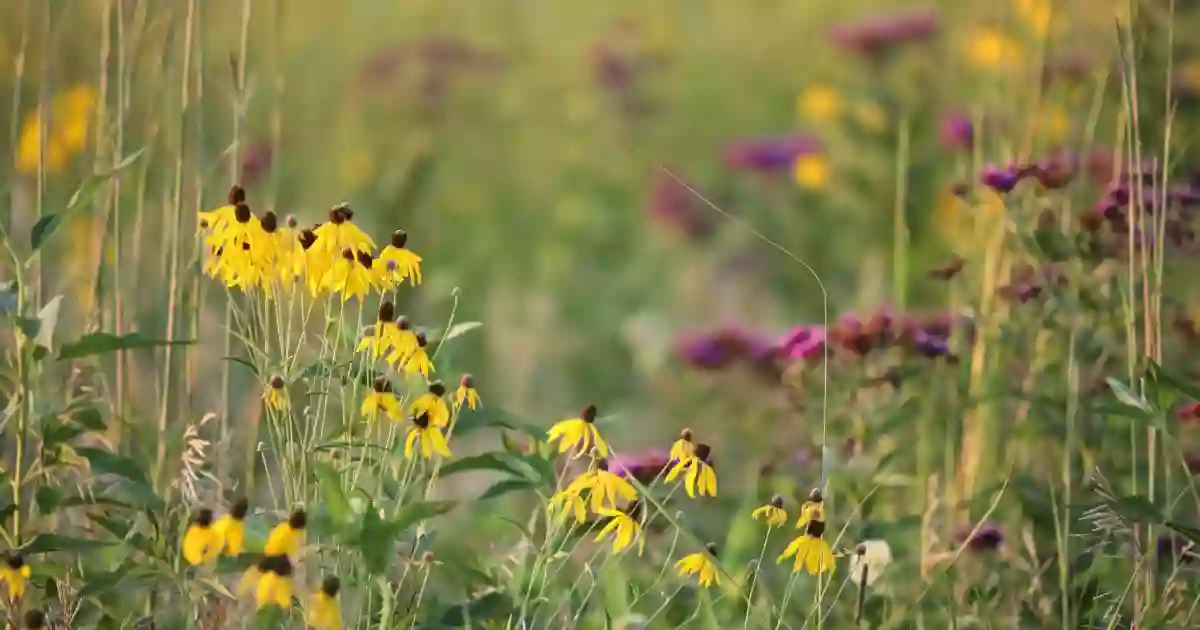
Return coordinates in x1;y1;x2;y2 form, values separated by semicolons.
392;500;456;534
72;406;106;431
1148;362;1200;403
76;446;152;489
58;332;193;361
0;281;18;317
21;533;115;554
34;486;62;514
1106;377;1153;413
1106;495;1165;525
313;462;354;526
1167;521;1200;545
358;508;396;574
29;149;144;253
31;296;63;359
478;479;535;501
435;321;483;343
222;356;259;377
437;453;527;480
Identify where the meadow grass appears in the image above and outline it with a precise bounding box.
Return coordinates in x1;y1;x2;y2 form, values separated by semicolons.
1;0;1200;628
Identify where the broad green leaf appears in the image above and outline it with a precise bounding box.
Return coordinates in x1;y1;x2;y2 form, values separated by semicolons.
34;485;63;514
1106;495;1165;525
435;321;483;343
58;332;194;360
437;453;526;480
32;296;63;359
358;508;396;574
392;500;456;534
478;479;535;501
1166;521;1200;545
21;533;115;554
77;560;136;598
222;356;259;376
77;446;153;488
29;149;144;253
72;406;106;431
1148;363;1200;404
1106;377;1153;413
313;462;354;526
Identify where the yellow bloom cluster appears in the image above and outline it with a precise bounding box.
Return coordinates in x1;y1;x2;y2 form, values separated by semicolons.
198;186;422;301
15;85;97;175
181;504;341;629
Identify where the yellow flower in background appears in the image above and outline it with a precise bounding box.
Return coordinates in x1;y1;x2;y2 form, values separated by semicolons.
569;462;638;513
751;494;788;527
1015;0;1053;37
263;375;288;411
669;428;694;462
1180;58;1200;92
213;498;249;557
361;377;401;421
797;85;842;122
676;543;721;587
595;504;645;555
0;552;32;599
547;404;608;458
794;153;830;190
664;443;717;498
1032;104;1069;144
14;84;97;175
852;101;888;133
409;381;451;429
265;509;307;558
967;27;1022;71
239;555;294;610
778;489;836;575
404;411;453;460
307;576;342;630
454;374;481;410
181;508;223;565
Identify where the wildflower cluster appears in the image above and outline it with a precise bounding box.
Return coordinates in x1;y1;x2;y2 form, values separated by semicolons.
181;502;342;627
199;186;421;300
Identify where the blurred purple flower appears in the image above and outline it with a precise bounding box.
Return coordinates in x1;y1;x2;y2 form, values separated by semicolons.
829;9;939;58
980;164;1025;194
724;135;821;173
676;326;771;370
1032;150;1076;189
776;325;828;361
1171;186;1200;207
912;332;952;359
240;141;273;186
647;170;713;238
939;112;974;152
1085;147;1117;184
954;523;1004;552
1178;402;1200;423
609;449;670;484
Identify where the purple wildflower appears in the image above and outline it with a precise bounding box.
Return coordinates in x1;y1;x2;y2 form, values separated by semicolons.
980;164;1025;194
830;9;939;58
1032;150;1076;189
954;523;1004;552
609;450;670;485
647;170;713;238
938;112;974;152
240;141;273;186
776;325;828;362
675;327;771;370
724;135;821;173
912;332;952;359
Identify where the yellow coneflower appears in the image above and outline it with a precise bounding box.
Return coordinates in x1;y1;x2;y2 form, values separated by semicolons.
361;377;401;421
298;228;334;296
778;489;836;575
239;554;295;610
312;204;375;255
263;375;288;411
454;373;481;410
377;230;423;286
22;609;45;629
265;509;307;558
751;494;788;527
404;411;453;460
273;215;301;288
967;26;1021;71
15;85;97;175
214;497;249;557
797;84;842;122
676;543;721;588
206;202;267;254
665;443;718;498
307;575;342;630
408;381;451;428
547;487;589;524
321;248;376;303
400;331;434;378
569;459;637;513
383;315;419;368
669;428;694;462
595;502;645;555
182;508;223;566
198;185;245;241
793;154;830;190
356;302;401;359
0;552;32;599
547;404;608;458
